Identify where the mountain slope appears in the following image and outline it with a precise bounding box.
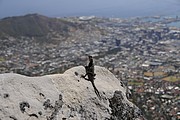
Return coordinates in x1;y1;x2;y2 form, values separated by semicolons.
0;66;145;120
0;14;80;38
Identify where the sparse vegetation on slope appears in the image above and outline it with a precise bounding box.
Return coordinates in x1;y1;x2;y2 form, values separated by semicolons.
0;14;81;39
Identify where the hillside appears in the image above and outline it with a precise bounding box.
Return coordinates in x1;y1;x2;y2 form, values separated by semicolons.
0;14;82;39
0;66;145;120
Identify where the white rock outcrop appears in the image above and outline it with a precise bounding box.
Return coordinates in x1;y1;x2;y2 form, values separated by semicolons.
0;66;144;120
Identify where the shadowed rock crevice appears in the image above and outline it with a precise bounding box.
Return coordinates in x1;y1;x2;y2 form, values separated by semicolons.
47;94;63;120
109;91;145;120
9;116;17;120
19;101;30;113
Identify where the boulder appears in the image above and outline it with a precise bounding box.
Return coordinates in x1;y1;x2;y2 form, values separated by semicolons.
0;66;145;120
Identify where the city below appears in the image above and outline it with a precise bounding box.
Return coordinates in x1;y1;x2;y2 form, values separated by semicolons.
0;14;180;120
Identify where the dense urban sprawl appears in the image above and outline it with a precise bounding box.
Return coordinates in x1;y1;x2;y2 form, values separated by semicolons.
0;15;180;120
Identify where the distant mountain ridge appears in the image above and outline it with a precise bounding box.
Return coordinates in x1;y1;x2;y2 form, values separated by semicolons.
0;14;81;39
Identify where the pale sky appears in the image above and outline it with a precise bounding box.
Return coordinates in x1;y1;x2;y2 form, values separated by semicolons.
0;0;179;18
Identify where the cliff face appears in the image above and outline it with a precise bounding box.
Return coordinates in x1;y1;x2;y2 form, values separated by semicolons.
0;66;145;120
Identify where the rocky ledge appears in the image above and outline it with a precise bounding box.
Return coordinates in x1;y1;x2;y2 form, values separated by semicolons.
0;66;145;120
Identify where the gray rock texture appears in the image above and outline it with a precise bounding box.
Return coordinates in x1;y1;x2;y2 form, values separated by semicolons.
0;66;145;120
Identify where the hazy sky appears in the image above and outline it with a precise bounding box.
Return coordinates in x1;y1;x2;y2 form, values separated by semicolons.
0;0;180;18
